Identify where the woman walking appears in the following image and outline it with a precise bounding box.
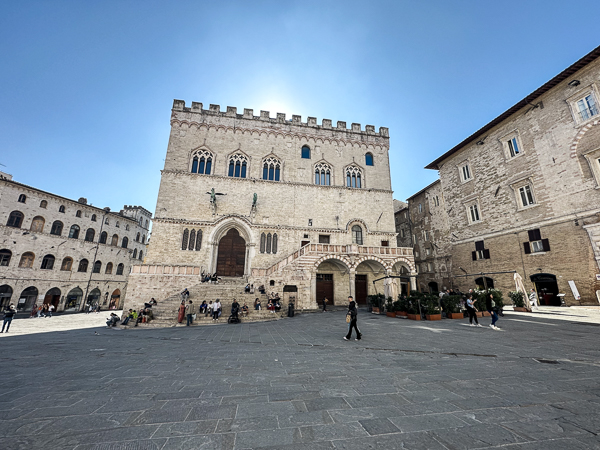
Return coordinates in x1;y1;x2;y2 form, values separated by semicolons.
177;300;186;324
466;294;481;327
486;293;500;330
344;296;362;341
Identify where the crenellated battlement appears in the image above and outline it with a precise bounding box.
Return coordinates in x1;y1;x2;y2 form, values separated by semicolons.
172;100;389;137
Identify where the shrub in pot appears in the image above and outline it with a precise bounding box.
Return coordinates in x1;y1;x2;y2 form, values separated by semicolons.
395;297;408;317
441;295;464;319
368;293;385;313
509;291;527;311
422;297;442;320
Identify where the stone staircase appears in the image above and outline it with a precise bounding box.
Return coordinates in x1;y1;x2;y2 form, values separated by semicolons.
129;277;286;327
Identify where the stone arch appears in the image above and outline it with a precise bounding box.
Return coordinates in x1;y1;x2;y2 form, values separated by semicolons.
390;257;416;274
209;216;253;246
345;218;370;234
569;118;600;158
352;255;390;271
313;255;352;270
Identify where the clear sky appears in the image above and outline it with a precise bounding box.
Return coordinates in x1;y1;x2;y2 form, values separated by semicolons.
1;1;599;214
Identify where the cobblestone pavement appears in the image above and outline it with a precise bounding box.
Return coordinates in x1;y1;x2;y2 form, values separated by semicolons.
2;308;600;449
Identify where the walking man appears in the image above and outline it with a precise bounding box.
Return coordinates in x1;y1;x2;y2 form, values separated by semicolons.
185;300;194;326
486;293;500;330
344;296;362;341
322;297;328;312
47;304;54;318
529;289;539;310
1;304;17;333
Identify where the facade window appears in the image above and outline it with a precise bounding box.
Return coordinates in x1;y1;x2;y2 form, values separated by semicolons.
116;221;120;228
41;254;55;270
125;224;130;231
68;225;80;239
228;154;248;178
111;234;118;246
427;262;433;272
414;250;419;258
352;225;363;245
18;252;35;268
425;247;431;256
142;235;146;244
381;240;389;247
507;137;520;157
50;220;63;236
188;229;196;250
468;203;481;224
76;210;82;218
346;166;362;188
78;259;89;272
181;229;189;250
272;233;278;253
132;249;138;259
577;94;598;121
262;157;281;181
91;214;96;222
459;163;472;182
30;216;45;233
136;232;140;242
92;260;102;273
259;232;277;253
105;218;109;225
139;251;143;260
319;235;330;244
105;262;113;274
40;200;47;208
418;203;422;213
365;153;374;166
18;194;26;203
191;149;213;175
195;230;202;250
84;228;95;242
524;229;550;254
59;205;65;213
314;162;331;186
400;229;405;238
266;233;272;253
121;237;129;248
116;263;124;275
99;231;108;244
260;233;266;253
61;257;73;271
7;211;24;228
433;196;440;207
301;146;311;159
518;185;535;207
0;249;12;266
472;240;490;260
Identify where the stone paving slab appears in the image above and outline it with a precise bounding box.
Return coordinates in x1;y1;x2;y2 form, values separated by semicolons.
2;309;600;449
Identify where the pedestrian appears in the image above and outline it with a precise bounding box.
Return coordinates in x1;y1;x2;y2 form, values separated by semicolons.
40;303;49;318
466;294;481;327
529;289;539;311
344;296;362;341
185;300;194;326
322;297;328;312
36;305;42;318
177;300;186;323
47;304;54;318
212;299;221;322
1;304;17;333
486;293;500;330
205;300;213;317
30;304;37;318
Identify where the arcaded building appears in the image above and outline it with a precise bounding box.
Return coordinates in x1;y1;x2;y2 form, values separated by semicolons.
128;100;415;310
0;173;151;312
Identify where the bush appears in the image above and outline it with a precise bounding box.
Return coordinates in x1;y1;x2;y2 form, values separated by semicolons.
368;294;385;309
395;296;408;312
385;296;394;312
441;295;462;314
508;291;525;307
421;296;441;315
475;289;504;311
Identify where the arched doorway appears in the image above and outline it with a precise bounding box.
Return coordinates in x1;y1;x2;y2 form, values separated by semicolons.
391;263;412;297
316;258;350;305
475;277;494;290
109;289;121;310
18;286;38;312
530;273;560;306
283;285;298;307
87;288;102;307
428;281;439;293
216;229;246;277
44;287;61;309
0;285;13;309
355;260;387;306
64;287;83;312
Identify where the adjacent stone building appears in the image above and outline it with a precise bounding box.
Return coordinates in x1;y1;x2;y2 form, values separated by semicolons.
126;101;415;311
0;172;151;312
421;45;600;305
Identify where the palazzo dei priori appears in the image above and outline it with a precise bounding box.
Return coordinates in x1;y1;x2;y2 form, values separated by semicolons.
125;100;415;311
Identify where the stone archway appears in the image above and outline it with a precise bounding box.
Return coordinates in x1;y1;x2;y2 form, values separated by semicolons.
216;229;246;277
355;259;388;305
44;287;61;309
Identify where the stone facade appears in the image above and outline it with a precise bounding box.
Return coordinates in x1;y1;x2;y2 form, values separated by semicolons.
421;46;600;305
0;173;151;313
126;101;415;312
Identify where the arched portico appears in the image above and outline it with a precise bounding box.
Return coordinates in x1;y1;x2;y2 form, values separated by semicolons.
313;257;351;306
354;259;387;305
208;217;255;276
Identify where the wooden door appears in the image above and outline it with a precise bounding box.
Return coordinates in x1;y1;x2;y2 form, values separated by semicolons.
316;274;334;305
355;275;368;305
216;229;246;277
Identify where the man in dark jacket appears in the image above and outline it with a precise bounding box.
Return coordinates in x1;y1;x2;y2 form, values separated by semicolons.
1;304;16;333
344;296;362;341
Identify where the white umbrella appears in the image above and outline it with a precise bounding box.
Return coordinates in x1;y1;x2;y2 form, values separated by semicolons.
513;272;530;311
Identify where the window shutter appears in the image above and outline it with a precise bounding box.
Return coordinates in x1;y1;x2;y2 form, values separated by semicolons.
483;249;490;259
475;240;485;251
472;251;477;261
542;238;551;252
523;242;531;254
528;229;541;242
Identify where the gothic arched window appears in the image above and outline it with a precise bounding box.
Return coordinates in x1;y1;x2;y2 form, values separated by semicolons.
228;154;248;178
191;149;213;175
272;233;278;254
352;225;363;245
188;229;196;250
181;229;189;250
314;162;332;186
195;230;202;251
260;233;266;253
132;248;138;259
139;251;143;260
262;157;281;181
346;166;362;188
266;233;272;253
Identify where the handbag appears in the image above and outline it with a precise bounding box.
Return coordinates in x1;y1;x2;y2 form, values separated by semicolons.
346;313;352;323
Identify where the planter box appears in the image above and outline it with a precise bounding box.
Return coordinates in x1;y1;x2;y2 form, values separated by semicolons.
407;314;421;321
386;312;397;318
397;311;408;317
482;312;491;317
426;314;442;321
447;312;464;319
372;307;380;313
475;312;483;318
513;307;528;312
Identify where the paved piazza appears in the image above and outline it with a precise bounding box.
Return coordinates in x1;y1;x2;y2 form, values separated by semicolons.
2;308;600;449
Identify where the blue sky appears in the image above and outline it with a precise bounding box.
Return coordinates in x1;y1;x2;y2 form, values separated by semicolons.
1;1;599;214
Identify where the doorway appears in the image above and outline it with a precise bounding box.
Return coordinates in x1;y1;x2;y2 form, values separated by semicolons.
0;285;13;309
44;288;61;309
216;229;246;277
109;289;121;309
316;273;334;305
530;273;560;306
475;277;495;290
428;281;439;293
355;274;368;305
18;286;38;312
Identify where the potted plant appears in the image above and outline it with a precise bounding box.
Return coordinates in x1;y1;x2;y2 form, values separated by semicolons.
441;295;464;319
395;296;408;317
368;294;385;314
406;292;421;320
509;291;527;311
474;293;487;317
423;296;442;321
385;297;396;317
